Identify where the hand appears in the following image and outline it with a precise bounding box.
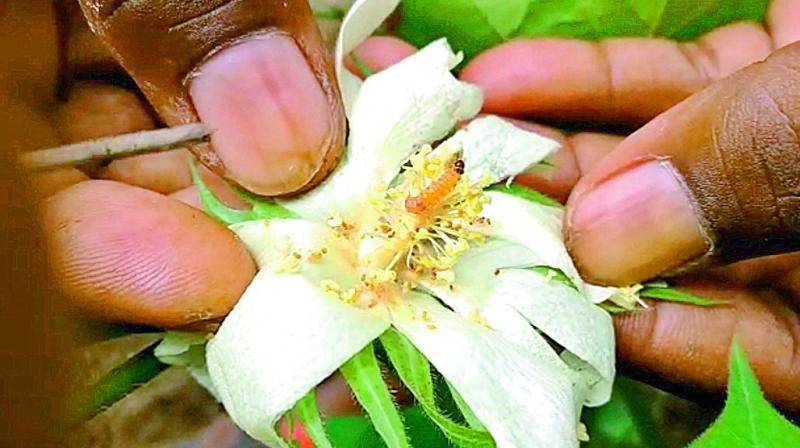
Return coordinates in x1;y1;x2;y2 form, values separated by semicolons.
1;0;355;434
471;1;800;412
348;0;800;412
2;0;347;329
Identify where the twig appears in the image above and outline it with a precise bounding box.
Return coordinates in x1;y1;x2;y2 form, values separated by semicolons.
19;123;210;170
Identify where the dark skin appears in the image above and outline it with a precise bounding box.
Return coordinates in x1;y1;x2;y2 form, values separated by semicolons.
2;0;800;427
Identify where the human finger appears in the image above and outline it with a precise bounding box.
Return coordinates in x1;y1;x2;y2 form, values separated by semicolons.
54;81;156;143
169;173;250;211
565;43;800;285
707;252;800;287
343;36;417;78
42;180;256;328
30;168;89;198
57;0;121;78
510;120;623;201
78;0;346;196
614;281;800;412
461;0;800;126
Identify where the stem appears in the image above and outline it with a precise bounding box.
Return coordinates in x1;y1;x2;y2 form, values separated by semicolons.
19;123;209;170
68;339;168;425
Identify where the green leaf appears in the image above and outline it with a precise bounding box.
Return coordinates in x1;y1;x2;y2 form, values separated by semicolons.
398;0;769;62
231;184;300;220
688;340;800;447
69;339;168;424
191;162;297;225
487;183;562;208
380;329;435;403
653;0;769;40
447;382;486;431
294;390;334;448
639;286;725;307
191;162;259;225
472;0;529;38
380;329;495;448
398;0;504;60
524;265;578;290
340;343;410;448
326;406;451;448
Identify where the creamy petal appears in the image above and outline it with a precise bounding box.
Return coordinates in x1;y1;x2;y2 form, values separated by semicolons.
334;0;399;115
392;293;582;448
207;270;390;447
419;238;613;405
280;39;482;221
447;115;560;185
230;218;356;279
484;191;581;285
583;283;620;304
415;239;562;361
418;238;542;314
494;268;615;404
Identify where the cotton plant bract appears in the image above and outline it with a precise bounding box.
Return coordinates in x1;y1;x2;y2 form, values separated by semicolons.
159;0;663;446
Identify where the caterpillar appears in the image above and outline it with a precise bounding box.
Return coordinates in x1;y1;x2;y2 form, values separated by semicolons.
405;159;465;215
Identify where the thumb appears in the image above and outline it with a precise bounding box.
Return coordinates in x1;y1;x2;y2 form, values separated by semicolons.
78;0;345;196
565;42;800;285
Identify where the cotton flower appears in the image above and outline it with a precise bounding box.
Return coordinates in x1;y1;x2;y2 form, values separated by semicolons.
158;1;617;447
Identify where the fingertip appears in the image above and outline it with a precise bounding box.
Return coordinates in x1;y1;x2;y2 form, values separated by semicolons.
343;36;417;78
44;180;255;328
694;22;772;78
189;34;345;196
565;160;708;285
316;374;360;416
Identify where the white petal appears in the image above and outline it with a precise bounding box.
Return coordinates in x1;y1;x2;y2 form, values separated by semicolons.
207;270;390;447
484;191;582;285
334;0;399;115
418;239;574;375
561;350;614;408
494;268;615;403
392;294;582;448
447;115;560;184
480;303;571;368
280;39;483;221
583;283;620;304
230;218;356;276
419;238;542;314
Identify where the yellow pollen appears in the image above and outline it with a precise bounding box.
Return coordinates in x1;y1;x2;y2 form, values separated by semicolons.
320;144;493;309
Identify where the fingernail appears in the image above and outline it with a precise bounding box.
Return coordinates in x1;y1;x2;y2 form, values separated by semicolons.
566;160;709;285
190;34;333;196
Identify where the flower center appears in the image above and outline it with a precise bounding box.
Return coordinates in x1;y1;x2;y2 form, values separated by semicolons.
327;144;491;308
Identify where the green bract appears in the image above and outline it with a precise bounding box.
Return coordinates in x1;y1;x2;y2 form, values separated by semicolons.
167;1;626;446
